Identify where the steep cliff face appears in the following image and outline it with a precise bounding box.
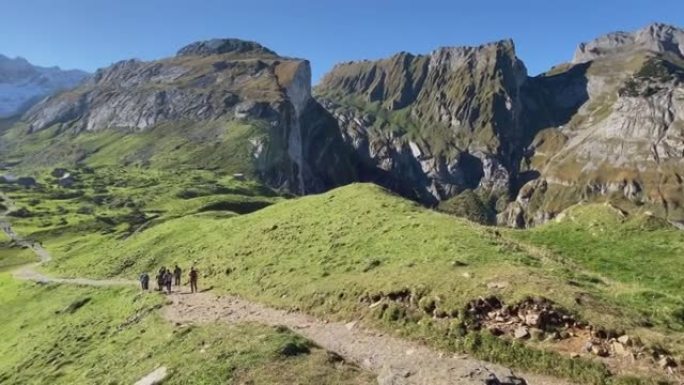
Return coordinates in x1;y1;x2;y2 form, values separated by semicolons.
11;39;356;194
0;55;87;118
500;24;684;226
317;23;684;225
316;40;529;206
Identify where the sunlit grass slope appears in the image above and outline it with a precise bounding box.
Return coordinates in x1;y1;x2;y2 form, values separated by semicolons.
0;274;373;385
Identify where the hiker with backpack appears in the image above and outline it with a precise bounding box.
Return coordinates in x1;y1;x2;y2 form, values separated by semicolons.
173;264;182;286
156;267;166;291
139;272;150;290
164;269;173;294
189;266;199;293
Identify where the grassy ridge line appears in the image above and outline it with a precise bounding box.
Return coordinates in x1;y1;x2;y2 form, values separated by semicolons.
0;273;374;385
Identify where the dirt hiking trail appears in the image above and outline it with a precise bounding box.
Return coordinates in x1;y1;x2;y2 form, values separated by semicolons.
1;195;573;385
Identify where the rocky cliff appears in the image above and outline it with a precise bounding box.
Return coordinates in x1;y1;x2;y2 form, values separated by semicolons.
12;39;356;194
5;25;684;225
501;24;684;227
317;23;684;225
0;55;87;118
316;40;529;205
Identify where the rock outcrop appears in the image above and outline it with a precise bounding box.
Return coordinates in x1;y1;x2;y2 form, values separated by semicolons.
507;27;684;226
317;23;684;225
19;39;357;194
316;40;529;205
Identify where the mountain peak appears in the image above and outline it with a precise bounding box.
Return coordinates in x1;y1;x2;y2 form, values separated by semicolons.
176;38;277;57
573;22;684;63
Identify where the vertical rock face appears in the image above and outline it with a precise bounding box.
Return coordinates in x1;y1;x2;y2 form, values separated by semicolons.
0;55;88;118
503;25;684;226
16;39;357;195
316;40;529;205
318;23;684;225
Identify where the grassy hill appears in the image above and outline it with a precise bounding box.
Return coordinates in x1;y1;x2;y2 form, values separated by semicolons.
0;274;373;384
4;178;682;384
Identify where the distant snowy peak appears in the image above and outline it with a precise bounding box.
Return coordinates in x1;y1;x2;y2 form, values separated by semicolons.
0;54;88;118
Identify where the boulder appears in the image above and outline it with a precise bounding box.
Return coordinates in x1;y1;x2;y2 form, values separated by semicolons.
523;312;541;328
16;177;36;188
133;366;168;385
487;326;504;336
617;335;632;346
529;328;545;341
658;356;676;369
611;341;628;356
51;168;69;178
591;344;609;357
514;327;530;340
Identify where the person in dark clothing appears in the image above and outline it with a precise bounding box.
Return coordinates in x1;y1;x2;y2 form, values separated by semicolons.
164;270;173;294
173;265;182;286
156;267;166;291
189;267;199;293
139;272;150;290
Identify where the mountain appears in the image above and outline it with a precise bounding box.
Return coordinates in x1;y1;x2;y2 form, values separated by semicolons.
502;22;684;227
316;23;684;226
4;24;684;226
316;40;530;206
0;55;87;118
572;22;684;63
5;39;357;194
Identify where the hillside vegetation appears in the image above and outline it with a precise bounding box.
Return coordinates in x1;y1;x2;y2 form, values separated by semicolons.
4;178;682;384
0;274;373;384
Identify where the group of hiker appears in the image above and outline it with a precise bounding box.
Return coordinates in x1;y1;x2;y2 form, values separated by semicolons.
138;264;199;294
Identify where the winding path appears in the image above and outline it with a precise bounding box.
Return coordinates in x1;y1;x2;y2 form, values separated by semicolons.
0;193;572;385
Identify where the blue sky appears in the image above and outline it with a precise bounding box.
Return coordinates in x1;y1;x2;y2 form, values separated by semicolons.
1;0;682;82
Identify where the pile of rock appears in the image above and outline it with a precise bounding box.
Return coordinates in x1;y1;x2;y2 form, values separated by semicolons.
584;335;678;371
360;292;680;374
465;296;579;340
464;296;679;373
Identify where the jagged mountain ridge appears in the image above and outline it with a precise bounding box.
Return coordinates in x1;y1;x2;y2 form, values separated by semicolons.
573;22;684;63
4;24;684;225
0;55;88;118
316;22;684;225
501;24;684;227
316;40;530;204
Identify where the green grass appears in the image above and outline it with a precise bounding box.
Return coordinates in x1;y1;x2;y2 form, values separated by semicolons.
0;274;373;385
0;244;36;270
1;118;268;177
20;182;677;384
509;204;684;331
0;226;37;270
4;180;681;384
2;166;280;242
